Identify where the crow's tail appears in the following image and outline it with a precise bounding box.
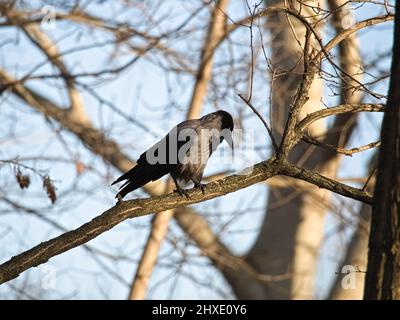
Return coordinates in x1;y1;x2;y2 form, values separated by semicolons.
112;162;169;199
113;164;150;199
116;181;141;199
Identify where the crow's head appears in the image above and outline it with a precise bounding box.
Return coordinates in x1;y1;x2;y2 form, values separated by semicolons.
215;110;234;132
214;110;234;156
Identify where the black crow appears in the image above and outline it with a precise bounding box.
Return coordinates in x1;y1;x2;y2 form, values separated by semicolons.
112;110;234;199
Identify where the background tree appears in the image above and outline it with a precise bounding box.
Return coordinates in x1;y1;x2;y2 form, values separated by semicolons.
364;0;400;300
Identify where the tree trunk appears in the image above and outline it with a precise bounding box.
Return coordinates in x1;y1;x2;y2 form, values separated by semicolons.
326;0;366;300
231;0;364;299
364;2;400;300
239;0;327;299
328;203;370;299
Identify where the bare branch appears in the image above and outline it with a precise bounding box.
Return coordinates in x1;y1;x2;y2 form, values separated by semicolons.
238;93;279;152
186;0;229;120
302;136;380;156
0;155;373;285
297;103;385;134
278;159;373;204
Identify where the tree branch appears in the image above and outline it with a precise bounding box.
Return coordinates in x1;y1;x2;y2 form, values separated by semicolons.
302;135;380;157
3;9;89;123
0;156;373;284
278;159;373;204
238;93;279;152
0;158;277;285
296;104;385;134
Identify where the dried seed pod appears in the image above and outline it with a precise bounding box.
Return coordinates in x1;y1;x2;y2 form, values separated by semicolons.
43;176;57;204
15;169;30;189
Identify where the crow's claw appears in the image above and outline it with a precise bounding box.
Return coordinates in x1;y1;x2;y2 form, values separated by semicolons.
116;193;124;204
194;183;206;195
175;188;190;199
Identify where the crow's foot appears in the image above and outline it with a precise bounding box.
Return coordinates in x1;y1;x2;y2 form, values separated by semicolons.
116;193;124;204
194;182;206;195
174;188;190;199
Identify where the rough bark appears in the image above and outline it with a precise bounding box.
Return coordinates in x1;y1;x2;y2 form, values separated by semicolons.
364;2;400;300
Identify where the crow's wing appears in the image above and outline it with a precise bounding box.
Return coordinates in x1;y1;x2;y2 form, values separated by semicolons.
111;136;172;198
192;115;224;160
172;117;223;184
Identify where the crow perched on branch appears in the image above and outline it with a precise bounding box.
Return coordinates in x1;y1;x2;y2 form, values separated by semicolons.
112;110;234;200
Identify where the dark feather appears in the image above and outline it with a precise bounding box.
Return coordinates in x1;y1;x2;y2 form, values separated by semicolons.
112;110;234;199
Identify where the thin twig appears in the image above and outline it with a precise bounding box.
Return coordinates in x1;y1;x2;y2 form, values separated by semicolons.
238;93;279;153
362;165;378;192
302;135;380;156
